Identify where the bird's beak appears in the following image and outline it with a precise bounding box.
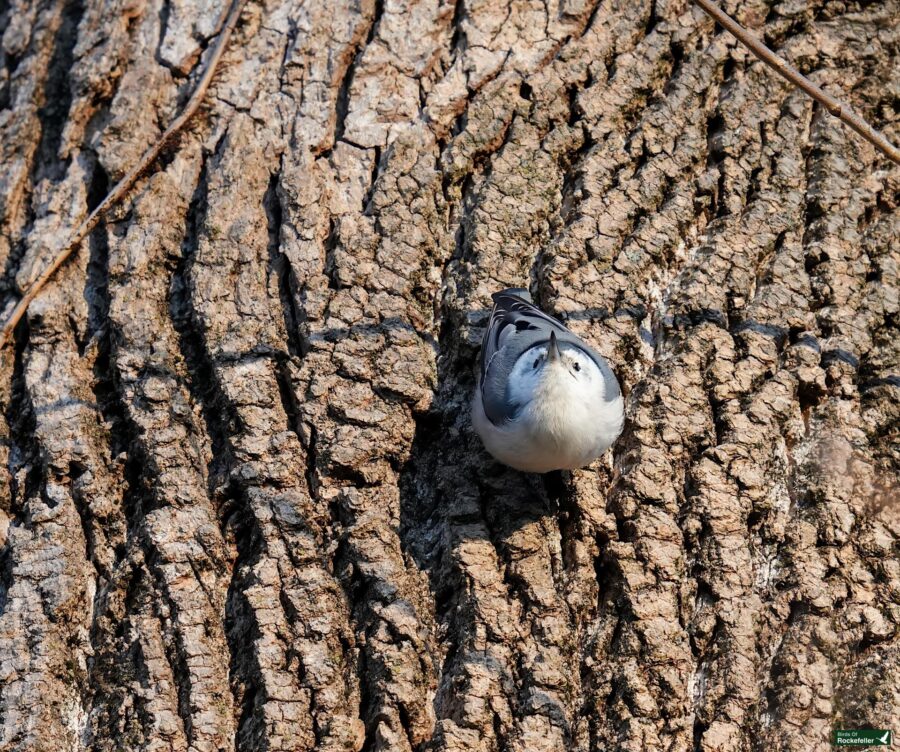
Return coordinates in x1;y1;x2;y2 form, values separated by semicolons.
547;331;561;362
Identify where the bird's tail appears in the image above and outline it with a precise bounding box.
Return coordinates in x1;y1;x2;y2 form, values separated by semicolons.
491;287;531;303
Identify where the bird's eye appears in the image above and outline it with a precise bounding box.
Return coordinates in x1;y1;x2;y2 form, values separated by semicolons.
573;362;581;372
532;358;541;369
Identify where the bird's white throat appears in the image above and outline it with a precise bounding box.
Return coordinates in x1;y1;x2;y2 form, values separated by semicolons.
525;361;607;443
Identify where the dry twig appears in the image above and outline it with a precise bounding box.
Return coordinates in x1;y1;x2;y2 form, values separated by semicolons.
0;0;249;348
693;0;900;165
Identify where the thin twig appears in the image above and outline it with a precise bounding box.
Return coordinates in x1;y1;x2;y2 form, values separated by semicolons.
693;0;900;165
0;0;249;348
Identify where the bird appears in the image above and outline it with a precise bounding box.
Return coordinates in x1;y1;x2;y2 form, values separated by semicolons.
472;288;624;473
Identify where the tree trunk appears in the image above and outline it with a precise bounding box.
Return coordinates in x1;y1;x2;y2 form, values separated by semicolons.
0;0;897;750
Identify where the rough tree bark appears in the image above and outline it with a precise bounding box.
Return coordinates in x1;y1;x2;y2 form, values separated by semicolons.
0;0;897;750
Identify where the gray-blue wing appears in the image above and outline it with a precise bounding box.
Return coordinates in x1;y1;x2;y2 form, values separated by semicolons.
478;289;622;425
479;289;568;425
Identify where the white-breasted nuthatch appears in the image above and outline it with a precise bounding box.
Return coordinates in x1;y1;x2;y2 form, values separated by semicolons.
472;288;624;472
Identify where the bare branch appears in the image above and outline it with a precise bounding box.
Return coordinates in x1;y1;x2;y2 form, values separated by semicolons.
0;0;250;349
693;0;900;166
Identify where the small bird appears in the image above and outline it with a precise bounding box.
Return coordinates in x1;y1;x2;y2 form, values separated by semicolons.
472;288;624;473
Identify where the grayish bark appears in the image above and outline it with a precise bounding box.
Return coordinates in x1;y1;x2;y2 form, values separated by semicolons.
0;0;897;750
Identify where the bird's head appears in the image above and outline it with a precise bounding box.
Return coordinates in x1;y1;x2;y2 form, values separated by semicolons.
507;331;605;404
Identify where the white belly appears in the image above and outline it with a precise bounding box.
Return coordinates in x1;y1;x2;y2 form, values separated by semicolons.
472;381;624;473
